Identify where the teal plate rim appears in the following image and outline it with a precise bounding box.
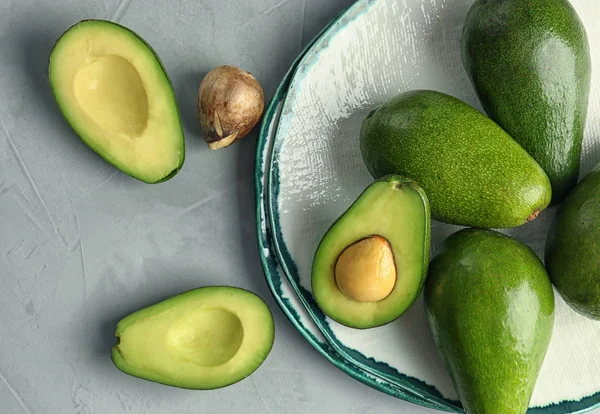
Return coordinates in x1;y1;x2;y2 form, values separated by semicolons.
254;1;600;413
253;3;455;412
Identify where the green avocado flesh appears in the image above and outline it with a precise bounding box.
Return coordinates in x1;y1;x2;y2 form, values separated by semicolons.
425;229;555;414
462;0;591;204
111;286;274;390
359;90;552;229
49;19;185;184
311;175;430;329
546;165;600;320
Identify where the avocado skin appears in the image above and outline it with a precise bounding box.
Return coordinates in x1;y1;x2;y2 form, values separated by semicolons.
359;90;551;229
425;228;555;414
462;0;591;204
545;165;600;320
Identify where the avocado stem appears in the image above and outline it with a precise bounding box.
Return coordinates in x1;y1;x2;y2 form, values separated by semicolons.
527;209;540;222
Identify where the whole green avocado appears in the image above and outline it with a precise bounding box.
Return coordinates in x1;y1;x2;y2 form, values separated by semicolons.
425;228;555;414
545;164;600;320
461;0;592;204
359;89;552;229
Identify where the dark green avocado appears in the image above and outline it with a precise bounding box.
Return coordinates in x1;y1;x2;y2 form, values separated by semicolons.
359;90;551;229
546;164;600;320
425;228;555;414
462;0;592;203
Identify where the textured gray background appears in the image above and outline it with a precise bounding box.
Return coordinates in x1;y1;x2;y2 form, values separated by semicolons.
4;0;591;413
0;0;438;413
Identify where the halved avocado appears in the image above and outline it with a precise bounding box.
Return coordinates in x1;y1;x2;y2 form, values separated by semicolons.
48;20;185;183
111;286;275;390
311;175;431;329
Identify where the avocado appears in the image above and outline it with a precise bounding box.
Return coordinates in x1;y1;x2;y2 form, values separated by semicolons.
461;0;591;203
49;19;185;184
545;164;600;320
111;286;275;389
425;228;555;414
311;175;430;329
359;90;552;229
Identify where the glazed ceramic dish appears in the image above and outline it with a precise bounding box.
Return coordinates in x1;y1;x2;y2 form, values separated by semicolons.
255;51;456;413
255;19;457;411
256;0;600;412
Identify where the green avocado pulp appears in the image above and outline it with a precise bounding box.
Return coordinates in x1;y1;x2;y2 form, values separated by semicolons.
111;286;274;390
49;19;185;183
166;308;244;367
73;55;150;138
311;175;430;329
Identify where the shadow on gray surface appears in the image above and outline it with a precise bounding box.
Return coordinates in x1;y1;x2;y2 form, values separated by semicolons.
172;68;210;149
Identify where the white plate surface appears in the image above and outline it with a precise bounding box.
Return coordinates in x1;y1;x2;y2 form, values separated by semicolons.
266;0;600;411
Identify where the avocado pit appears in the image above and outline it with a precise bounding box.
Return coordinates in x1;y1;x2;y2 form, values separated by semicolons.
334;235;397;303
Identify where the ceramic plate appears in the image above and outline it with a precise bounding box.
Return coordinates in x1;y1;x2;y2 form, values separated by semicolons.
255;23;456;411
255;51;456;414
257;0;600;412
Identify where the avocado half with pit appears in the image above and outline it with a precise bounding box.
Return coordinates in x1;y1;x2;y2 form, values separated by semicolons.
111;286;275;390
311;175;431;329
49;20;185;183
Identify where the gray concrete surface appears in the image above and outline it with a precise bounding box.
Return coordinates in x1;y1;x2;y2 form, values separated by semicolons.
0;0;526;413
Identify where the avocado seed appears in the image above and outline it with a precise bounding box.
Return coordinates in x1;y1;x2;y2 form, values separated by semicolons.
334;235;397;303
197;65;264;150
